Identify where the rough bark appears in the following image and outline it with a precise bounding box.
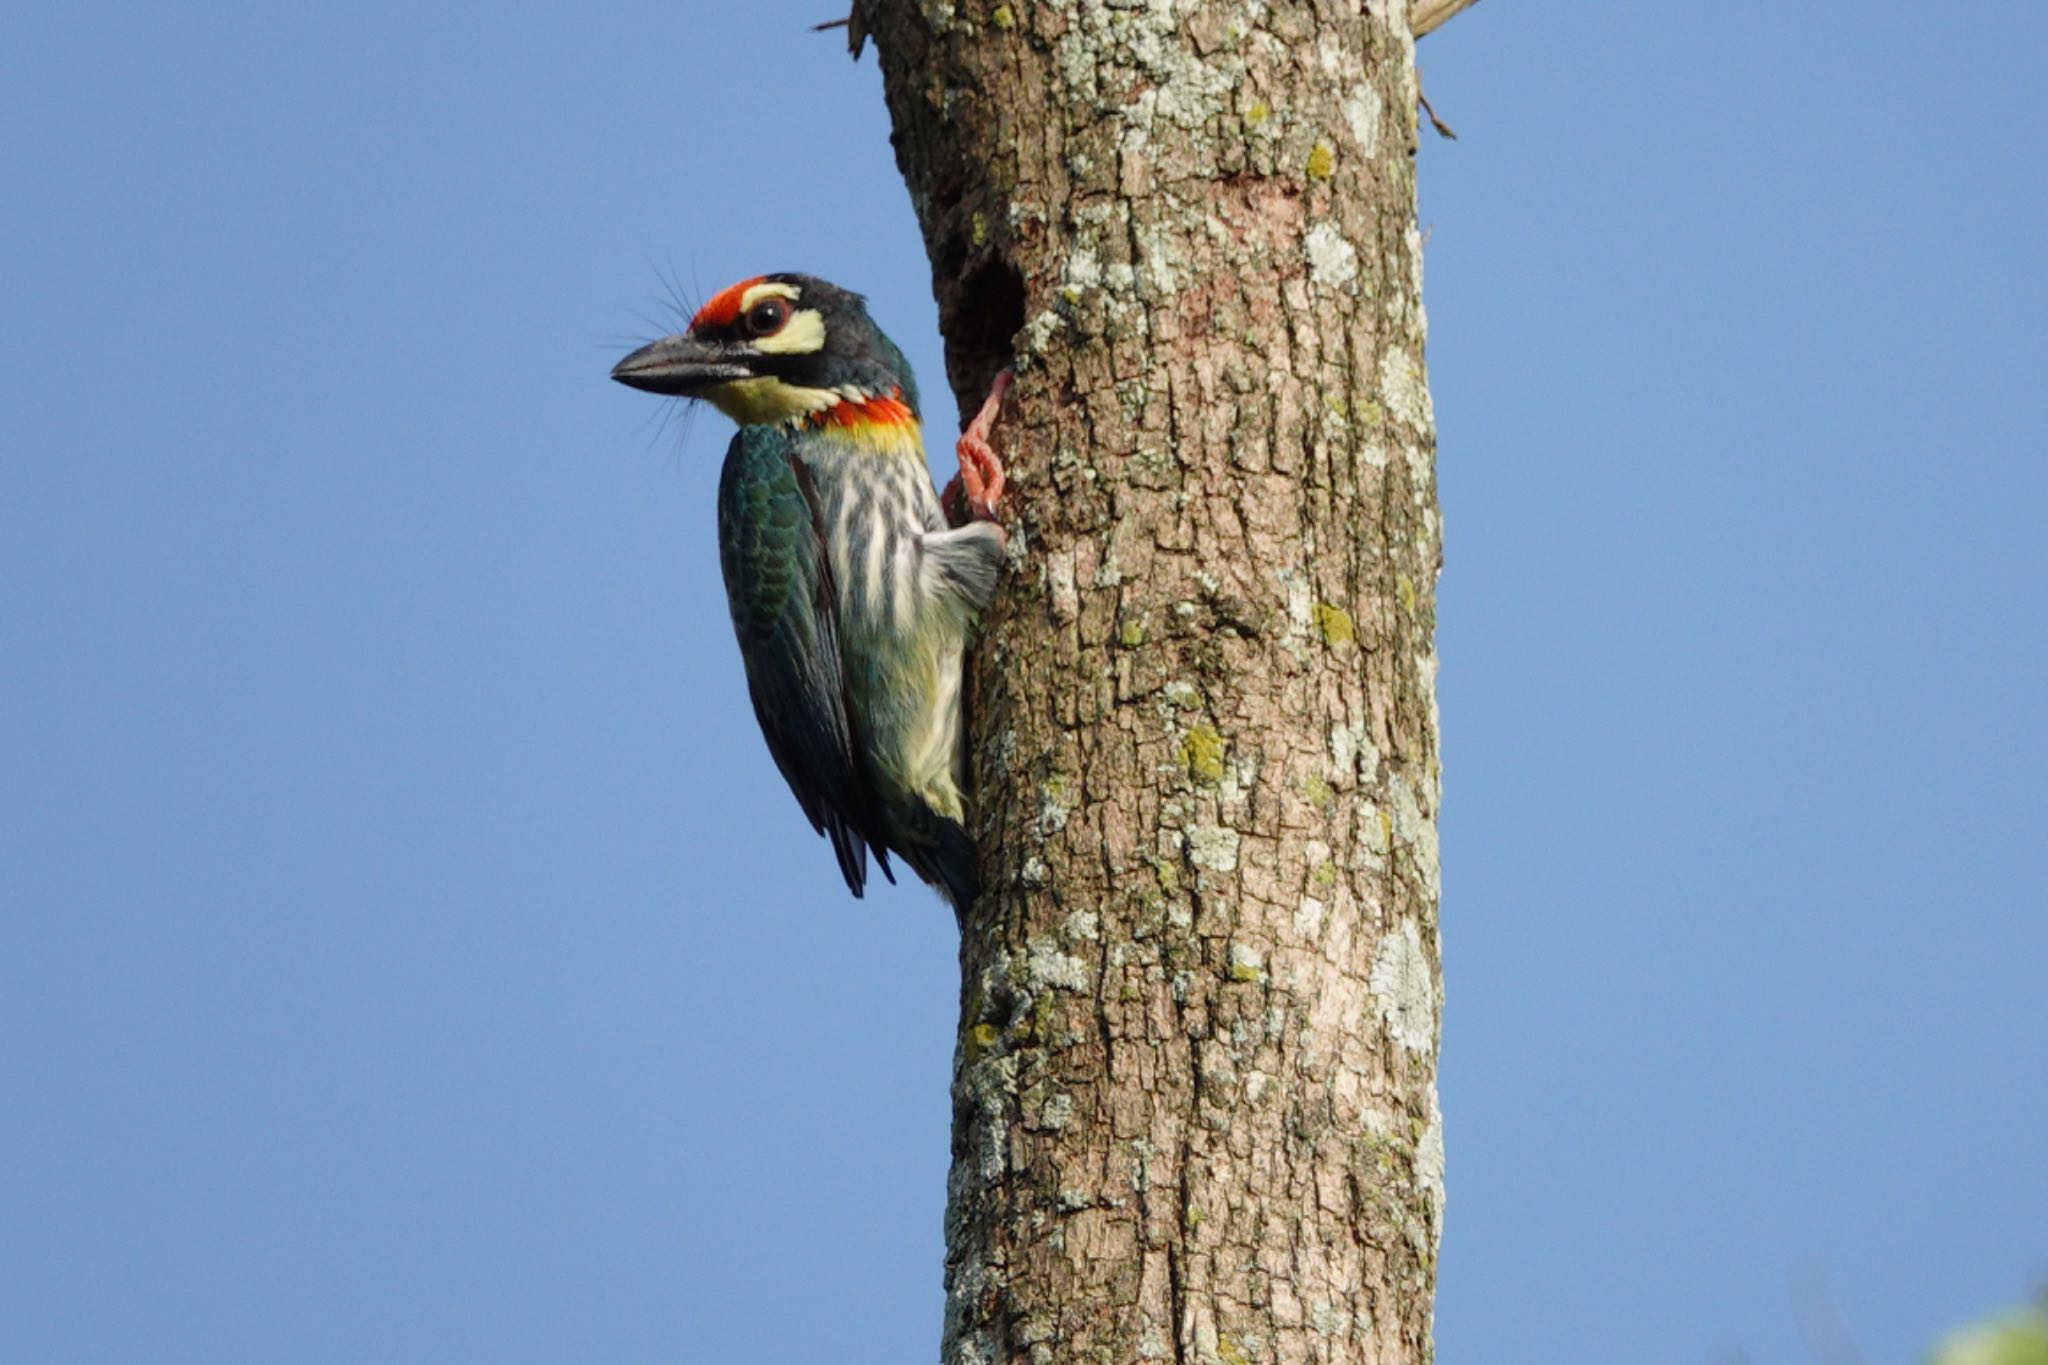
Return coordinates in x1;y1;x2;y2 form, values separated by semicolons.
869;3;1445;1362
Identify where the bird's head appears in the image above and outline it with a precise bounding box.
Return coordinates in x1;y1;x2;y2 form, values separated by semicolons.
611;273;921;432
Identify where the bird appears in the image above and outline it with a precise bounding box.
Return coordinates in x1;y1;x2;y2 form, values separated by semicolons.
611;273;1011;916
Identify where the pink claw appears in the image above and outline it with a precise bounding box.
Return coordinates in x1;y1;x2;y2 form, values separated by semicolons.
952;369;1012;524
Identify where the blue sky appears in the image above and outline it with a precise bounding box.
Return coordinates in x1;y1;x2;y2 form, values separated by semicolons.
2;4;2042;1362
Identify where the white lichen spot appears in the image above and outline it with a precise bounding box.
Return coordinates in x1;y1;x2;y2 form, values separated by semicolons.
1128;1135;1156;1192
957;1050;1017;1181
1053;26;1103;101
1417;650;1449;732
1369;918;1436;1053
1404;222;1428;311
1400;438;1432;484
1244;1069;1271;1102
1038;784;1072;836
1045;548;1079;622
1026;938;1089;992
1153;64;1232;131
1074;198;1118;229
1162;679;1202;709
1137;222;1182;296
1378;0;1419;65
1343;82;1383;158
1020;855;1050;887
1330;718;1356;777
1417;1088;1447;1226
1417;651;1442;771
1282;570;1313;629
1306;222;1359;289
1295;895;1327;939
1016;307;1066;363
1063;909;1100;942
1355;730;1382;783
1329;716;1378;783
1092;538;1125;589
1387;771;1441;895
1064;248;1103;292
1353;801;1390;873
1228;941;1264;979
946;1255;998;1365
1377;346;1433;431
1040;1091;1075;1131
1314;32;1347;76
993;729;1019;777
1188;824;1240;872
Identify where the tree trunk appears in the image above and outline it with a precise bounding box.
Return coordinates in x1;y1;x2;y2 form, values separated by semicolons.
869;4;1445;1362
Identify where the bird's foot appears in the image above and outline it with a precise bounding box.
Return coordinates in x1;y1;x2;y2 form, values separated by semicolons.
946;369;1012;525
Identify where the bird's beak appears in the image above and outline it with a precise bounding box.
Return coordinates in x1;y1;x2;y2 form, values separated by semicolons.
610;334;755;396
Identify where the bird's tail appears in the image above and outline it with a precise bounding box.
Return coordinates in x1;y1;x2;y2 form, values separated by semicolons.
894;801;980;922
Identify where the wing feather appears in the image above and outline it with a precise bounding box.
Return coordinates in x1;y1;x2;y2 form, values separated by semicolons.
716;427;888;895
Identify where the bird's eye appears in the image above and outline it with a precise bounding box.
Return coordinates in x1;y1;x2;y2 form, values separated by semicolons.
745;299;789;336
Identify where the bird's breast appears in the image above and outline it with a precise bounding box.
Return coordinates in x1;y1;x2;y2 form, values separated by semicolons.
804;441;940;637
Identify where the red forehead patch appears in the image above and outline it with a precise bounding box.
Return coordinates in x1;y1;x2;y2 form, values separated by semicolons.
690;276;767;330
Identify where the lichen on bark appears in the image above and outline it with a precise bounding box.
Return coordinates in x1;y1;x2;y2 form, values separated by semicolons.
868;2;1445;1361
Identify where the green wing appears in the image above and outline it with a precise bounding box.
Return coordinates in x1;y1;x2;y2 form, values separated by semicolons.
715;426;892;895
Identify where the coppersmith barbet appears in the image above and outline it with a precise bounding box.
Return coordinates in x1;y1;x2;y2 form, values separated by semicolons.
611;274;1010;914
